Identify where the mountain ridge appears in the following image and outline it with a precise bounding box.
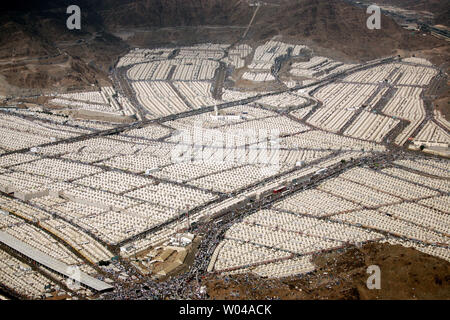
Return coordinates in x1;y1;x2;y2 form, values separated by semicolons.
0;0;447;96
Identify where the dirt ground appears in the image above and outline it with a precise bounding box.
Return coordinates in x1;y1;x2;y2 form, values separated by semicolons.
203;243;450;300
436;95;450;120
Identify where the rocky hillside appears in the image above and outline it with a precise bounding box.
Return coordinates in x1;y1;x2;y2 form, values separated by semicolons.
0;1;128;96
95;0;444;61
247;0;443;61
98;0;251;28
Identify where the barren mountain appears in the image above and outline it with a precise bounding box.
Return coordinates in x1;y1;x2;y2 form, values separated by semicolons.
246;0;443;61
96;0;444;61
0;1;128;96
98;0;252;28
0;0;448;96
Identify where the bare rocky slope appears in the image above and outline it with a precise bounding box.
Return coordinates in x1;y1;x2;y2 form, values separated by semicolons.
0;1;129;96
97;0;444;61
247;0;443;61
